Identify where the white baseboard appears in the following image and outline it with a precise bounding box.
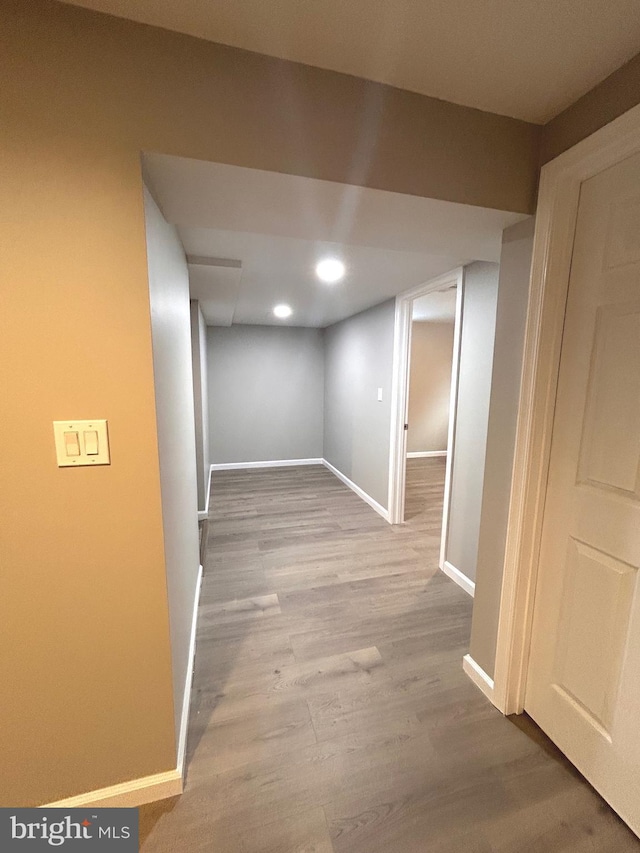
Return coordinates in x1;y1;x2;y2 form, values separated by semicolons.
322;459;390;522
177;564;203;776
406;450;447;458
210;458;323;471
441;560;475;597
197;466;213;521
42;768;183;809
43;564;203;810
463;654;495;704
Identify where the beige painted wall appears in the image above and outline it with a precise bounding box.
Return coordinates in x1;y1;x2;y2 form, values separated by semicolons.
0;84;177;807
5;1;539;212
541;51;640;164
407;322;455;453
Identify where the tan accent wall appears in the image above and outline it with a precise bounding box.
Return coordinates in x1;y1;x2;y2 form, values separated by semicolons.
407;322;455;453
5;0;540;212
541;51;640;164
0;123;177;803
0;0;541;805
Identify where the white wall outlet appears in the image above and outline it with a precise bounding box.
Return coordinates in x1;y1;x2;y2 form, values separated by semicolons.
377;387;383;402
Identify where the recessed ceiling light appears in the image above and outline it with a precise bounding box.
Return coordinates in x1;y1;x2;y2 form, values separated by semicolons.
315;258;345;283
273;304;292;319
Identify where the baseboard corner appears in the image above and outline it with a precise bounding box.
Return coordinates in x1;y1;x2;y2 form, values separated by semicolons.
197;466;213;521
321;459;390;523
463;654;496;706
42;768;183;809
441;560;475;597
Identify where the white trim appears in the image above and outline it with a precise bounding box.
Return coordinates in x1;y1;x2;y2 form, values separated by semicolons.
176;564;202;776
197;466;213;521
439;276;464;571
463;654;495;703
322;459;390;522
388;267;463;527
493;101;640;716
42;769;183;809
210;458;323;471
388;290;413;524
442;560;475;597
406;450;447;458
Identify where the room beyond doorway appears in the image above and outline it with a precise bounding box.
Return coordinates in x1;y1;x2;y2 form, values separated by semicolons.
404;291;457;531
388;269;463;579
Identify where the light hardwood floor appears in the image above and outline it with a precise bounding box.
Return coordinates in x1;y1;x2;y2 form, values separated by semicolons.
139;458;639;852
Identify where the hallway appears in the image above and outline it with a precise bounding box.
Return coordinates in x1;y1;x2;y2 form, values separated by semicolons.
139;460;638;852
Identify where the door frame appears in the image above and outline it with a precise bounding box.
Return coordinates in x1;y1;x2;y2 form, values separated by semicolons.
388;267;464;580
493;102;640;715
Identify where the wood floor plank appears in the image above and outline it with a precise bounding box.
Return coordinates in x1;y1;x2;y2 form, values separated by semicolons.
187;698;317;774
139;459;640;852
324;756;511;853
199;593;281;624
191;646;384;727
236;807;334;853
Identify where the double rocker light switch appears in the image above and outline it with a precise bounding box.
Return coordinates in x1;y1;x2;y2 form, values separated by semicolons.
53;420;110;467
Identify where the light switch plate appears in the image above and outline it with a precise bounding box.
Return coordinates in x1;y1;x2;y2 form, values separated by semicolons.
53;419;110;467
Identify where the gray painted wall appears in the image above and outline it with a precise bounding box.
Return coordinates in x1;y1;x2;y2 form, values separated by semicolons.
323;300;395;508
470;219;535;677
446;262;500;584
144;186;201;749
190;301;210;511
407;321;455;453
207;325;324;463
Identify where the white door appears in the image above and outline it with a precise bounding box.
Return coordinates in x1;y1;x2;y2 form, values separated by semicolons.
526;150;640;834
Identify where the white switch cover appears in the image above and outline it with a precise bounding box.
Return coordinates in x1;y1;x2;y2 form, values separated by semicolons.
53;420;110;467
377;387;383;402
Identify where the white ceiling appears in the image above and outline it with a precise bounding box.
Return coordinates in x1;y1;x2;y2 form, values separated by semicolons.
412;290;457;324
183;228;463;327
144;154;525;327
64;0;640;123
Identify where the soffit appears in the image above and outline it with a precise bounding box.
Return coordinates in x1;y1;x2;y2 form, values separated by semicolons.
144;153;526;326
63;0;640;122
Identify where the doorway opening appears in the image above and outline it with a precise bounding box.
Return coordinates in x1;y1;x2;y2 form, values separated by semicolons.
142;151;521;791
388;268;466;587
405;289;456;538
